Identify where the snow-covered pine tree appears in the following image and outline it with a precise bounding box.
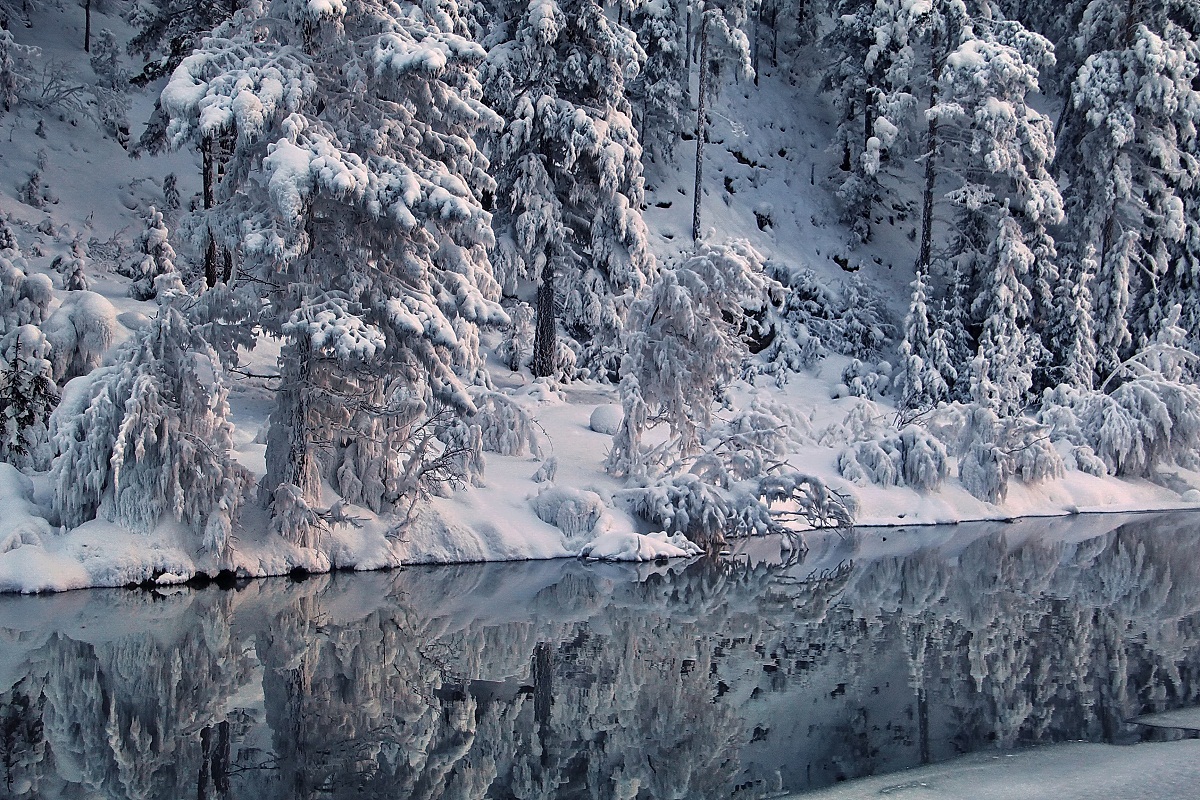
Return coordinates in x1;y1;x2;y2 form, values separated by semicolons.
1;253;54;337
49;305;250;558
484;0;654;380
126;206;177;300
162;0;507;534
0;324;57;470
1054;0;1200;380
1048;245;1098;389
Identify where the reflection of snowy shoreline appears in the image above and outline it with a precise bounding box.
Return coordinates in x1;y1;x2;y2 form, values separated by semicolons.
3;512;1200;798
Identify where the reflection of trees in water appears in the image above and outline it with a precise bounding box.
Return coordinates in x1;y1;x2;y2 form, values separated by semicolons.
2;514;1200;798
740;515;1200;791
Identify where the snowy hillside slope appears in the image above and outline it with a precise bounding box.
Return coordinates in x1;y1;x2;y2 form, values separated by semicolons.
0;4;1198;593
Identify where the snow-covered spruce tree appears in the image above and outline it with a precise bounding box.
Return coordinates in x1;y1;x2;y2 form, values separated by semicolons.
49;305;250;558
821;0;916;242
1047;244;1098;389
1054;0;1200;378
125;206;177;300
484;0;654;380
628;0;687;167
894;270;950;411
162;0;507;536
0;29;37;113
90;28;130;145
126;0;237;85
691;0;752;242
916;10;1063;411
0;324;57;470
54;240;91;292
970;211;1036;417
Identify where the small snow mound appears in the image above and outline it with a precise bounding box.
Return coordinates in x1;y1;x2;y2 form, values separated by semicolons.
532;486;604;538
117;310;151;331
1182;489;1200;503
590;404;623;435
0;463;51;555
579;531;703;562
155;571;191;585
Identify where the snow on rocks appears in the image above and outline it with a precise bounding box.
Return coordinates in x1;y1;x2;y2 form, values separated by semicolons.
579;530;703;562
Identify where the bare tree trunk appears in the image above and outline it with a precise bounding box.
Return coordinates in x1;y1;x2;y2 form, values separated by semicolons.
863;86;875;238
203;137;218;287
84;0;91;52
916;34;941;276
692;6;711;243
682;1;693;107
531;254;557;378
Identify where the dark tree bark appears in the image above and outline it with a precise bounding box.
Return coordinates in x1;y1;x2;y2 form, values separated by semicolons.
531;254;557;378
692;6;711;243
916;31;942;276
203;137;218;287
84;0;91;52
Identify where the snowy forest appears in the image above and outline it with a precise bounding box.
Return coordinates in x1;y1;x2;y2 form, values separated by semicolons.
1;0;1200;588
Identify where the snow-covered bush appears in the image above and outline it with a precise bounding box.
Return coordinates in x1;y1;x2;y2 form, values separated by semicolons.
471;391;542;458
532;486;605;539
495;302;533;372
52;240;89;291
954;406;1062;503
608;239;769;479
1041;380;1200;477
819;399;889;446
1;255;53;335
41;290;118;382
626;473;733;549
758;470;858;531
959;437;1012;504
0;324;57;470
837;358;892;400
49;307;251;558
1007;421;1064;485
627;467;855;550
898;425;950;492
746;261;834;383
838;424;947;493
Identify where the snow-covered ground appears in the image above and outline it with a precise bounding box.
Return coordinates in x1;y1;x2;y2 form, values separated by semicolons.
2;5;1199;594
788;741;1200;800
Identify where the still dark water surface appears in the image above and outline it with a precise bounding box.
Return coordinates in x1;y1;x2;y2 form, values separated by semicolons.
3;512;1200;799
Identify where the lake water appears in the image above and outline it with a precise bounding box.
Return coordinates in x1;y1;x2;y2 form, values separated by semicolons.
2;512;1200;799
